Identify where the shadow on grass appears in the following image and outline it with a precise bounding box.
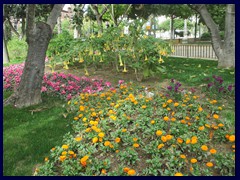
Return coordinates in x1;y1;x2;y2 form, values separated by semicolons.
3;93;73;176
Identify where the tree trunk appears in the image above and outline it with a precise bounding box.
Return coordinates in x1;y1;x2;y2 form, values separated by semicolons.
57;17;62;34
218;4;235;68
170;15;174;40
5;22;52;108
4;4;64;108
194;4;235;68
96;16;103;35
20;18;26;40
194;14;197;41
3;37;10;64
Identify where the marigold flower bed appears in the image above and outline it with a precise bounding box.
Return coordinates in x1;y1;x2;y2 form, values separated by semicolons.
34;82;235;176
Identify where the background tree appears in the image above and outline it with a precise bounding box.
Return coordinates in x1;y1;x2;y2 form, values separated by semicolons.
88;4;110;35
3;5;10;64
4;4;64;108
191;4;235;68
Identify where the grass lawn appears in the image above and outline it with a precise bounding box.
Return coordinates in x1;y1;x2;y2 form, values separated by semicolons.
3;92;73;176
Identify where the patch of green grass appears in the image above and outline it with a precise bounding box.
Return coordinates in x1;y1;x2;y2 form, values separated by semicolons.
3;93;73;176
161;57;235;86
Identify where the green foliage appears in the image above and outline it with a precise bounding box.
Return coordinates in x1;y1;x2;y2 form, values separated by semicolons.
159;18;194;32
47;19;172;80
7;38;28;61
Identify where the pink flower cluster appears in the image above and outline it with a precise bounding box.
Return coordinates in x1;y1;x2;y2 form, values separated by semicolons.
3;63;113;100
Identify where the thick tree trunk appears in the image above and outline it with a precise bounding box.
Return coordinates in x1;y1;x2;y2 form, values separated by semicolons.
4;4;64;108
218;4;235;68
170;16;174;40
5;22;52;108
193;4;235;68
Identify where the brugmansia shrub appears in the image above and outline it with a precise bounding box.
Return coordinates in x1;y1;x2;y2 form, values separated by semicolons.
35;81;235;176
46;20;172;81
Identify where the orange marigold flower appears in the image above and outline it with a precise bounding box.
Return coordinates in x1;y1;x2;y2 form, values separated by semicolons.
166;135;173;140
123;167;130;173
210;149;217;154
92;137;98;143
232;145;235;149
44;157;49;162
206;162;213;167
122;129;127;132
101;169;107;174
115;137;121;143
229;135;235;142
98;132;105;138
218;123;224;127
142;105;147;109
201;145;208;151
156;130;163;136
79;106;85;111
191;158;198;163
205;124;211;128
133;143;140;148
174;102;179;107
213;114;219;119
177;138;183;144
185;116;190;120
62;151;67;155
171;117;176;121
150;120;155;124
161;136;167;142
127;169;136;176
59;155;66;162
191;137;198;144
198;107;203;112
225;134;230;139
167;99;173;104
68;150;74;155
174;172;183;176
163;116;169;121
199;126;205;131
133;138;138;142
186;139;191;144
104;141;111;146
62;144;69;150
181;120;186;124
157;143;164;149
75;137;82;142
51;147;56;151
162;103;167;108
180;154;186;159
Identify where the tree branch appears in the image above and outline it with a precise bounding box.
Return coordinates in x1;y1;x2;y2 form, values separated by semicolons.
100;4;110;18
6;18;20;37
117;4;132;26
47;4;65;31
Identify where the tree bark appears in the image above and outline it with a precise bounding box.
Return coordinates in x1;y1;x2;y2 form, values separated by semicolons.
4;4;64;108
57;17;62;34
20;17;26;40
219;4;235;68
193;4;235;68
3;36;10;64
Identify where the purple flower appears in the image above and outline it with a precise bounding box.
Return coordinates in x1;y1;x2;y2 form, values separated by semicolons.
208;83;213;88
171;78;174;83
190;88;196;93
219;87;224;93
228;85;233;91
167;86;172;91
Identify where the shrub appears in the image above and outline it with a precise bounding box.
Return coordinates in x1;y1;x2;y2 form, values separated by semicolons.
7;38;28;61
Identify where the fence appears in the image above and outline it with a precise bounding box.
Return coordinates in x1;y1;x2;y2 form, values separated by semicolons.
170;44;218;60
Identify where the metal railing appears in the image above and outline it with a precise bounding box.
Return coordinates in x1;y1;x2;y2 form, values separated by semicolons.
170;44;218;60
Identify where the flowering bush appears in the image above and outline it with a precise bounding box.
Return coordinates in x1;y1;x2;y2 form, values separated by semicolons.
3;63;112;100
34;81;235;176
